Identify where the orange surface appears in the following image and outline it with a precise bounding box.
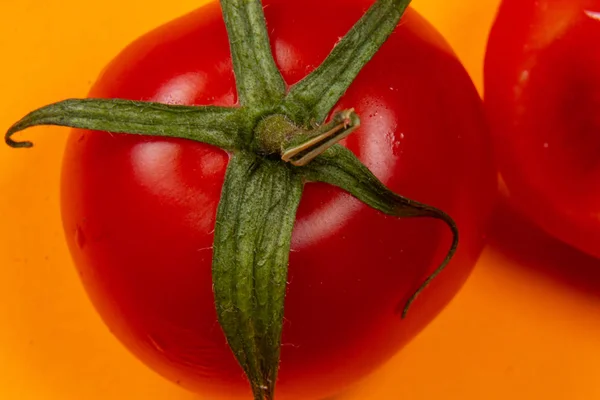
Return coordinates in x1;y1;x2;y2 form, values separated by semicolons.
1;0;600;399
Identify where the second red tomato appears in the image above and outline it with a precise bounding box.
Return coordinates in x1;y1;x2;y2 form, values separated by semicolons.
485;0;600;258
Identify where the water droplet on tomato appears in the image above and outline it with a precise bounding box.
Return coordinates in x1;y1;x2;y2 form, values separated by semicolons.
392;140;402;156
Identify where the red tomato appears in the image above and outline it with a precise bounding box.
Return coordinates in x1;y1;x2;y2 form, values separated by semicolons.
485;0;600;258
61;1;495;399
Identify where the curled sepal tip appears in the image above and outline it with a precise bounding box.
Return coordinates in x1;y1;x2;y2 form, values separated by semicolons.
300;144;459;318
401;208;458;318
5;134;33;149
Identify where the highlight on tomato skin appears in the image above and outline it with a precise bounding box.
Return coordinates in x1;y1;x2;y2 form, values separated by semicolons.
484;0;600;259
54;1;495;399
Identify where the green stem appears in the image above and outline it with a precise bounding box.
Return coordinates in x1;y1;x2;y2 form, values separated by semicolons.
300;144;459;318
220;0;286;107
5;99;247;151
212;152;303;400
283;0;412;125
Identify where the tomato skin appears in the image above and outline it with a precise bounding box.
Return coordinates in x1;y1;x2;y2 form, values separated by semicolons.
485;0;600;258
61;1;495;399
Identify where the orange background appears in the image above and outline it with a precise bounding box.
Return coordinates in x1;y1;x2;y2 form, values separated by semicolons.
2;0;600;399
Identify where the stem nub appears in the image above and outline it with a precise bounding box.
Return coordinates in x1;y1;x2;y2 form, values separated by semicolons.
253;109;361;167
282;109;360;166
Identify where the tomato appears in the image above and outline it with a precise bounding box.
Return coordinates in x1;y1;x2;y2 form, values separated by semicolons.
60;1;495;399
484;0;600;258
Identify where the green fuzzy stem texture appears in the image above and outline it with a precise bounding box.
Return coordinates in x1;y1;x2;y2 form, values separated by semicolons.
4;99;249;150
212;153;303;399
220;0;286;107
283;0;412;125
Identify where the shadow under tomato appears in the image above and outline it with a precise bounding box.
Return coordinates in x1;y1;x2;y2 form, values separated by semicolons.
486;198;600;298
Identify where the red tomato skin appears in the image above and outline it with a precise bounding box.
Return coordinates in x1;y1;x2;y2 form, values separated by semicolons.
485;0;600;258
61;1;495;399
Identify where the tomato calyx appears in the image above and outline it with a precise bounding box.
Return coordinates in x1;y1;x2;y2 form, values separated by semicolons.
5;1;460;399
